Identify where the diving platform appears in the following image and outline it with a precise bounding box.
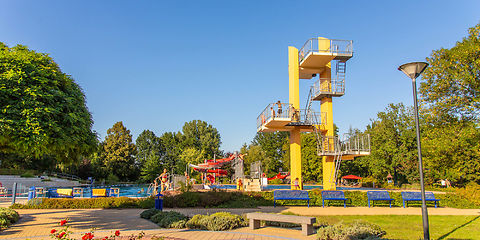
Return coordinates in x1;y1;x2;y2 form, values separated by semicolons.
257;103;326;133
317;135;371;159
311;77;345;100
298;38;353;79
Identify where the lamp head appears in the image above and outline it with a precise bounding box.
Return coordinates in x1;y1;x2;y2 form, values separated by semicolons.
398;62;428;80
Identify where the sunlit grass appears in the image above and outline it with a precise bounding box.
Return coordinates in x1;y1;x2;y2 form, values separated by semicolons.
316;215;480;239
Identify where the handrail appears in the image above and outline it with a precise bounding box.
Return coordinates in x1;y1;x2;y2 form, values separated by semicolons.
299;38;353;63
318;134;371;155
257;102;293;129
257;103;326;130
312;77;345;97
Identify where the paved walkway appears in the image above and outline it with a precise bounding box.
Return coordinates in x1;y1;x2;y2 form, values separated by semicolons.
1;206;478;240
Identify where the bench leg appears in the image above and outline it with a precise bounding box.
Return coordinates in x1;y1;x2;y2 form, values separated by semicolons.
343;200;346;208
389;200;392;208
274;200;276;208
307;199;309;208
249;219;260;230
403;200;406;208
322;199;325;208
302;223;314;236
368;200;370;208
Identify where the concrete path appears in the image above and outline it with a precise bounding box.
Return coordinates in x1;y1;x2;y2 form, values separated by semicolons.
1;206;478;239
0;209;315;240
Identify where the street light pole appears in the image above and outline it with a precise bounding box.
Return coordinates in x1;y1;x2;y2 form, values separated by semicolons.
398;62;429;240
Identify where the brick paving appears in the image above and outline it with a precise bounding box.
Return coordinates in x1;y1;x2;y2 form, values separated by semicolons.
1;206;478;240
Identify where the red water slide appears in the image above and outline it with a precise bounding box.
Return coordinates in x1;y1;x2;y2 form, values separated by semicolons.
267;172;290;181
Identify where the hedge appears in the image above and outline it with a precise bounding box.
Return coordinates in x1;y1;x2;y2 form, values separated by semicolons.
10;187;480;209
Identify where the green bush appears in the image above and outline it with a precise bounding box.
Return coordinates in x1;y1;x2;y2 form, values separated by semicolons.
185;214;208;230
0;208;19;229
185;212;247;231
140;208;161;219
150;211;188;228
316;220;386;240
11;197;142;209
20;171;35;178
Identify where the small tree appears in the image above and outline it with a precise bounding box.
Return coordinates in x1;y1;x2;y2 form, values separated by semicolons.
103;122;137;181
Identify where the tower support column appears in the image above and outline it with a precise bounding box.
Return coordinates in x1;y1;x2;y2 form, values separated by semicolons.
288;46;302;190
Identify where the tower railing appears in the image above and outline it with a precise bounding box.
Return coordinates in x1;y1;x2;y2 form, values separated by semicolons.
257;103;326;130
298;38;353;63
257;103;293;130
318;134;371;156
312;77;345;97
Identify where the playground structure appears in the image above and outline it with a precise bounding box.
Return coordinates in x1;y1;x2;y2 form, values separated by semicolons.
256;38;371;190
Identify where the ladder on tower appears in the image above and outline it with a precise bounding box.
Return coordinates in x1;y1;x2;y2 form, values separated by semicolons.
335;61;346;83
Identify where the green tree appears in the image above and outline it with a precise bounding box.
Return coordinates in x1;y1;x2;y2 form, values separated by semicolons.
420;23;480;123
182;120;221;159
363;103;418;185
136;130;165;182
0;43;96;162
252;132;288;175
103;122;137;181
301;133;323;182
240;144;270;176
159;131;184;174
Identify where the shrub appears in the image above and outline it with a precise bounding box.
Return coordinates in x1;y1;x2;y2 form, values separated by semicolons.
11;197;142;209
185;214;208;230
150;211;188;228
185;212;247;231
20;171;35;178
0;207;19;229
317;220;386;240
140;208;161;219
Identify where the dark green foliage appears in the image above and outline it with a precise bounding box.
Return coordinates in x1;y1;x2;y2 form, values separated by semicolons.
317;220;386;240
11;197;146;209
0;42;96;162
163;190;237;208
185;212;247;231
0;207;19;229
102;122;138;181
140;208;162;219
150;211;188;228
182;120;221;160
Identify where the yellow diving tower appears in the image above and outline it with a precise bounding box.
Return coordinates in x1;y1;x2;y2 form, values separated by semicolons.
257;37;370;190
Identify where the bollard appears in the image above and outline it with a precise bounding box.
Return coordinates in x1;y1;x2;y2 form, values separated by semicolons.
11;183;17;205
155;193;163;211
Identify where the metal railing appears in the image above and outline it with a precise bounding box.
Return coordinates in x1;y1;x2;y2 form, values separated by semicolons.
318;134;371;156
257;102;293;130
257;103;326;130
299;38;353;63
312;77;345;97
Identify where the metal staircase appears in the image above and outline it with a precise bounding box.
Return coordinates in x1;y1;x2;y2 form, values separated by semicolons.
335;60;346;81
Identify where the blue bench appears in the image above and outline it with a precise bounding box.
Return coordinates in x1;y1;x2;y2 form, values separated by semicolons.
401;191;440;208
273;190;310;207
367;191;394;208
322;190;348;208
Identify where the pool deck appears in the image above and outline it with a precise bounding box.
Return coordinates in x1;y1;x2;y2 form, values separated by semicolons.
1;206;478;240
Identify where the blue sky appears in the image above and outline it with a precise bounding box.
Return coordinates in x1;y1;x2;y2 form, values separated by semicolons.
1;1;479;152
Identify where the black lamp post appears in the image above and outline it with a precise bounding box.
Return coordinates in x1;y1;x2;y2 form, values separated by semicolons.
398;61;429;240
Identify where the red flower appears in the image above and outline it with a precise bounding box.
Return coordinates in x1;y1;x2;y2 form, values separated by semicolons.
82;232;94;240
58;232;66;238
115;230;120;236
50;229;57;234
60;219;68;226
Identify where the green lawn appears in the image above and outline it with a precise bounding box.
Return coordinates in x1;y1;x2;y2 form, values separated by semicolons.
316;215;480;239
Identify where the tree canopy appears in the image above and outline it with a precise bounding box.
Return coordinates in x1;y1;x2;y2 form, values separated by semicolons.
103;121;137;180
420;23;480;123
0;43;96;162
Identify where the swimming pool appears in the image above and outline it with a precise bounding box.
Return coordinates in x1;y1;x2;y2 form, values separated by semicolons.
209;184;376;191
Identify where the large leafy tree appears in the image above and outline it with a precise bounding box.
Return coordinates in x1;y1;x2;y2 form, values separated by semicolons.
159;131;184;174
182;120;221;159
252;132;288;175
420;23;480;123
136;130;165;182
0;43;96;162
103;121;137;181
363;103;418;184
